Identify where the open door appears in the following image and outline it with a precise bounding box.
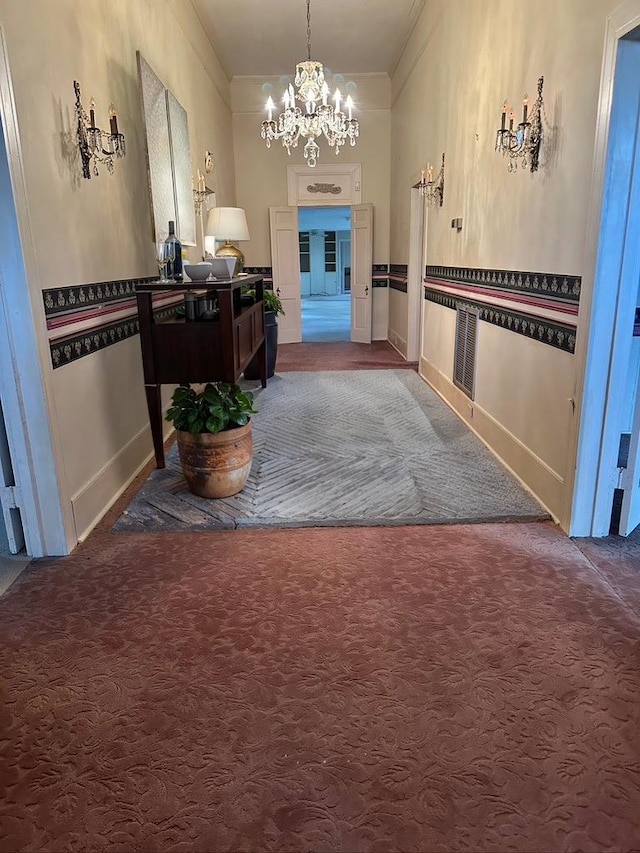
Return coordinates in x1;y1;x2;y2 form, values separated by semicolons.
350;203;373;343
600;38;640;537
269;206;302;344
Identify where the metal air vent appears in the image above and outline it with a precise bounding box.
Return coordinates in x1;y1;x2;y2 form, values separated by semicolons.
453;305;478;399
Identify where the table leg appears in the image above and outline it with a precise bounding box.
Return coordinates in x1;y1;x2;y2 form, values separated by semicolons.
145;383;165;468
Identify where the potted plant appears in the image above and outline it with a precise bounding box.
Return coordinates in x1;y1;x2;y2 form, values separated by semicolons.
243;287;285;380
165;382;256;498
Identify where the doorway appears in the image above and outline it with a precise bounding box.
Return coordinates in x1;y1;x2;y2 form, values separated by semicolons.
269;203;373;345
569;7;640;537
299;206;351;342
0;27;71;557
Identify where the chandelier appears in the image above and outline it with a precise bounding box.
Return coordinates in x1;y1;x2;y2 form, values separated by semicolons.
260;0;359;167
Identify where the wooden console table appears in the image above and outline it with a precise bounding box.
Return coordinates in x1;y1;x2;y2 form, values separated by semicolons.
135;274;266;468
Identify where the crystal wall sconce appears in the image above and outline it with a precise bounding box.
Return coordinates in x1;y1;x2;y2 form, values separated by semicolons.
73;80;126;179
495;76;545;173
192;170;209;217
418;153;445;206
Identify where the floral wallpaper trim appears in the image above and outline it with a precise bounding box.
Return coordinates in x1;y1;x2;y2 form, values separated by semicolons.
424;287;576;353
425;265;581;304
49;305;177;369
42;277;157;317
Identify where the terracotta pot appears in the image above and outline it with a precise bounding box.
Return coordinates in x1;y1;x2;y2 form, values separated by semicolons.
176;421;253;498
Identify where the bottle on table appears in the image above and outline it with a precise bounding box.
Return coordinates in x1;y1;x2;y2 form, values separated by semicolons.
164;221;183;281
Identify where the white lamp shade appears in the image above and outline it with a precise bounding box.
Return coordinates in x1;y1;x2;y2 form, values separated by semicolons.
205;207;250;241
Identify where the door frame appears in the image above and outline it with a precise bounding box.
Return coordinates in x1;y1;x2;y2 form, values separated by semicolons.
406;185;426;363
566;0;640;536
270;197;373;343
0;27;74;556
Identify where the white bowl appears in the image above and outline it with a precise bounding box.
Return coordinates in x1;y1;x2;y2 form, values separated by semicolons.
184;262;214;282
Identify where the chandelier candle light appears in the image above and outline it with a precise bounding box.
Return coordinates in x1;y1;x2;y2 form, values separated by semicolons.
495;76;545;173
260;0;359;167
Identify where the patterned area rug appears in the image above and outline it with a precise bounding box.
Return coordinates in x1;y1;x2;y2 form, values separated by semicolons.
2;522;640;851
114;370;547;532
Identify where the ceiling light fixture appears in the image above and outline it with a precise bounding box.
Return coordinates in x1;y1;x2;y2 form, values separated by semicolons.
260;0;359;167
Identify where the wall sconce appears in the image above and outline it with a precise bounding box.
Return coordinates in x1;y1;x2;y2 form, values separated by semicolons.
192;170;208;217
495;76;544;173
418;153;445;206
73;80;126;179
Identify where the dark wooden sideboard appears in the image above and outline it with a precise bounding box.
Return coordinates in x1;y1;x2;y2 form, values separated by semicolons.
135;274;267;468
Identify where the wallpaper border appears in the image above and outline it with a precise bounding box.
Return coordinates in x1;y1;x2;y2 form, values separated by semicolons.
424;288;577;353
50;305;178;369
43;277;158;317
425;265;581;304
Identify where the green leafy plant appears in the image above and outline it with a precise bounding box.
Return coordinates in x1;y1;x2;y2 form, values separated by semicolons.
263;289;285;315
243;287;285;316
166;382;256;435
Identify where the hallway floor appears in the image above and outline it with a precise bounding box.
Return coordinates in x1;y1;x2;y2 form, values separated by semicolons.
2;350;640;851
1;515;640;851
302;294;351;342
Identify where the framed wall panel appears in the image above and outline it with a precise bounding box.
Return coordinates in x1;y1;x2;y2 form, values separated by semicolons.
137;52;195;245
167;89;196;245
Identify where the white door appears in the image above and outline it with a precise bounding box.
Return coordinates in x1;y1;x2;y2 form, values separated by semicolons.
596;38;640;537
269;206;302;344
350;203;373;343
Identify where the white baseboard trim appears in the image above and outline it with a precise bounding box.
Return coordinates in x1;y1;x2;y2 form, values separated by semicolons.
70;421;174;543
388;330;407;358
419;357;564;524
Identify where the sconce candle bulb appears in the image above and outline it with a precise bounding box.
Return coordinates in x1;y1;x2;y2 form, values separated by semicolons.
108;105;118;136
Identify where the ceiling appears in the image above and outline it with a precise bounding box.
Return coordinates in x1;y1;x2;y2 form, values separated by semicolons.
191;0;425;78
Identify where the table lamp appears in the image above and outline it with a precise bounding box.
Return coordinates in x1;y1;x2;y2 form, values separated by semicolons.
205;207;250;276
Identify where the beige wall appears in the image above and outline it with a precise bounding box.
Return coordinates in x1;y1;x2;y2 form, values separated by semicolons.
392;0;618;524
388;290;409;357
0;0;236;543
231;74;391;265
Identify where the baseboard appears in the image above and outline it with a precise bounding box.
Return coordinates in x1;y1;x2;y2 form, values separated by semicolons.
70;421;174;542
419;357;564;523
388;330;407;358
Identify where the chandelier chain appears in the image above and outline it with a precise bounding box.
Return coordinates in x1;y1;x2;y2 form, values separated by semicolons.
306;0;312;61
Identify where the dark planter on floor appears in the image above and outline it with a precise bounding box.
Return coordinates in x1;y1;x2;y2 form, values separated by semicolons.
244;310;278;380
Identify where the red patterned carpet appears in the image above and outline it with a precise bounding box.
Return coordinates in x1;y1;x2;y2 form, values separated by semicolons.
2;517;640;851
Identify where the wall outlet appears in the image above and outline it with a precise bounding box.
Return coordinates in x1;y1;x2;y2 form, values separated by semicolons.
468;403;474;417
451;217;463;231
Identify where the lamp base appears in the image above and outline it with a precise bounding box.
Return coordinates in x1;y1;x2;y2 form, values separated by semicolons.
215;240;245;277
